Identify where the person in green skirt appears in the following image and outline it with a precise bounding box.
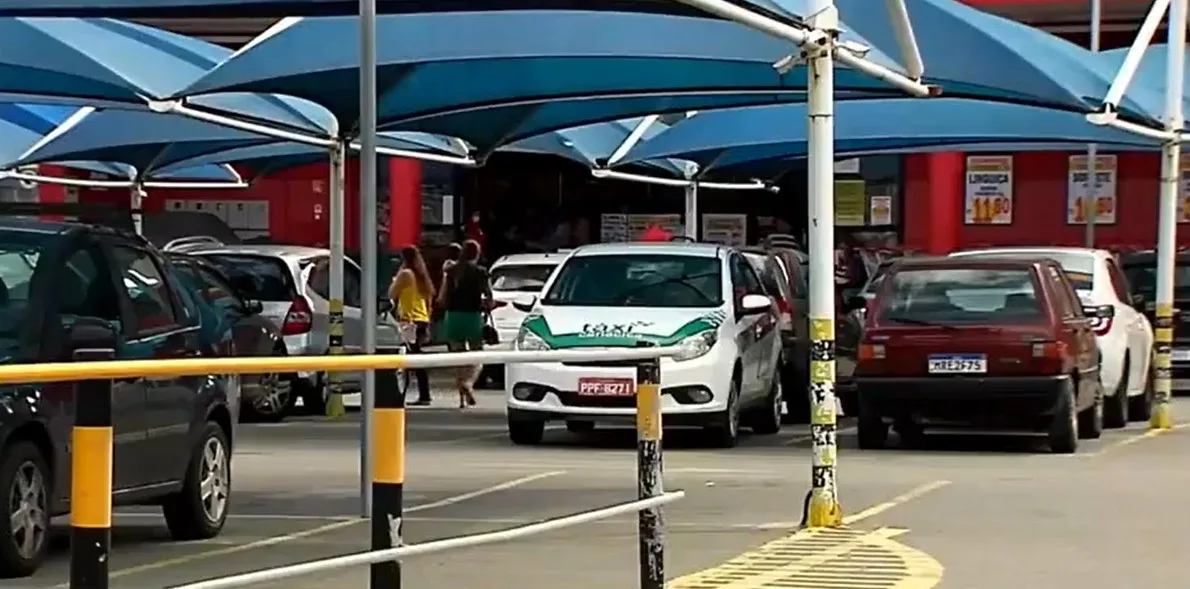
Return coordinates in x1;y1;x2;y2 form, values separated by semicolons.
437;239;491;408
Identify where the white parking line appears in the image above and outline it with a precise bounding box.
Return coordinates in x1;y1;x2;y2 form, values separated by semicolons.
69;470;566;586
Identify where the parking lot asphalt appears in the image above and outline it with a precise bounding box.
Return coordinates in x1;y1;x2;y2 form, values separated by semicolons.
17;391;1190;589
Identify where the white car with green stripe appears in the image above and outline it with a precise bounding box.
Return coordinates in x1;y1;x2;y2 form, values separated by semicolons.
505;242;784;448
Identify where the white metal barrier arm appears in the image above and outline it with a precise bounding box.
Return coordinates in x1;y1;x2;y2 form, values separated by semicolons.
166;491;686;589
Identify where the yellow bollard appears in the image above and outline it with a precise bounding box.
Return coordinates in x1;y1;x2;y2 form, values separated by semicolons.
326;297;346;419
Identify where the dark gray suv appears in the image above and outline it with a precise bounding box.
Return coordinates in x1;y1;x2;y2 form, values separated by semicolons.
0;218;237;577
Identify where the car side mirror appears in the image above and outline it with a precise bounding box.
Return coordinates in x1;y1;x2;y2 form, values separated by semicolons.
243;299;264;315
842;295;868;314
1083;304;1115;320
738;293;772;316
511;294;537;314
63;317;119;359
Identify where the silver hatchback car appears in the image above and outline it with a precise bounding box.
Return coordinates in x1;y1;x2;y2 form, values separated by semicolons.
189;244;402;411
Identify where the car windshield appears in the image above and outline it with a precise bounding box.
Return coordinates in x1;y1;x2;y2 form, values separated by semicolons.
199;254;295;301
542;254;722;308
490;264;557;293
956;250;1094;290
1123;262;1190;301
877;268;1045;325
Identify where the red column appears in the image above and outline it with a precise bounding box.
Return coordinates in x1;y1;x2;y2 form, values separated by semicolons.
922;152;963;255
36;165;70;221
388;157;423;248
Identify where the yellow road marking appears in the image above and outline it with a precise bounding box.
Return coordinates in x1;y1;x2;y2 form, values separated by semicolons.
1085;422;1190;458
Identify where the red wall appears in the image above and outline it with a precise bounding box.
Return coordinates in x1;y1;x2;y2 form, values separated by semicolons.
58;157;422;250
903;151;1171;254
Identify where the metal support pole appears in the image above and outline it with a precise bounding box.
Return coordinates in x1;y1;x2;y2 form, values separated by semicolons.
130;185;145;235
635;352;664;589
359;0;380;517
802;1;844;528
1085;0;1102;247
370;367;404;589
684;183;699;240
1153;0;1186;430
70;347;115;589
327;143;347;419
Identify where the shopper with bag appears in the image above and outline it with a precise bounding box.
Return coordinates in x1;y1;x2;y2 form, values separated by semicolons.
390;245;434;405
437;239;492;408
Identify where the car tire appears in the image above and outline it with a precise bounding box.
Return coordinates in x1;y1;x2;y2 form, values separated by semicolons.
750;371;783;435
856;400;889;450
163;423;231;541
241;372;297;424
0;442;50;579
565;420;595;434
1077;380;1104;440
1128;362;1154;421
705;374;742;448
1103;357;1130;429
508;418;545;445
1049;380;1079;454
781;365;810;424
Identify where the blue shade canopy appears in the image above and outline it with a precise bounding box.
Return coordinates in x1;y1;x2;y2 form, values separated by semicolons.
0;102;240;183
619;99;1162;176
173;10;911;150
501;118;687;177
0;0;801;19
1097;45;1190;117
7;107;468;177
828;0;1158;125
0;17;341;137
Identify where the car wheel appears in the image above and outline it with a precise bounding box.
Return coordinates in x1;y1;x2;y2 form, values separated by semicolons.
1103;356;1130;429
856;398;889;450
1128;362;1154;421
750;371;783;435
0;442;50;578
565;421;595;434
705;375;741;448
242;372;296;423
508;418;545;445
163;423;231;541
781;365;810;424
1049;380;1079;454
1077;379;1104;440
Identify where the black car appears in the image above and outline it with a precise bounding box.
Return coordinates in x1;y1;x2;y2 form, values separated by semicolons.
166;253;294;422
1120;249;1190;391
0;219;236;577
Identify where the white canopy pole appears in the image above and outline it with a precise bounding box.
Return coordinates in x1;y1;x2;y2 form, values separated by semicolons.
1153;0;1186;431
803;0;843;529
358;0;380;518
327;142;348;420
1084;0;1102;248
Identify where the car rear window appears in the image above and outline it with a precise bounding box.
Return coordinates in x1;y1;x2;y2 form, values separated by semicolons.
956;251;1094;290
1123;262;1190;303
198;254;296;301
490;264;557;292
877;268;1045;325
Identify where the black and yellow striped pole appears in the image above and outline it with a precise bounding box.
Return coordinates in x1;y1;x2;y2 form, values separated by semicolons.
70;348;115;589
804;318;843;527
635;352;664;589
1153;302;1175;430
370;367;405;589
326;298;346;418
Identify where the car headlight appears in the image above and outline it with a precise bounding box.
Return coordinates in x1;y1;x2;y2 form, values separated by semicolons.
515;330;551;351
673;331;717;362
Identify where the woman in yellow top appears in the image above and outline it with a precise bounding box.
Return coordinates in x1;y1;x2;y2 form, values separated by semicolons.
390;245;435;405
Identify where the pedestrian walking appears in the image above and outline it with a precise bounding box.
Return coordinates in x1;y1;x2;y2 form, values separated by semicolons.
437;239;491;408
390;245;434;405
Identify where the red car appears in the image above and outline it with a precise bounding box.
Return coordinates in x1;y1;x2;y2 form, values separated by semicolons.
854;257;1106;454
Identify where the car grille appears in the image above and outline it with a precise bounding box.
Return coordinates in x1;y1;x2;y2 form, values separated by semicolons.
560;359;640;368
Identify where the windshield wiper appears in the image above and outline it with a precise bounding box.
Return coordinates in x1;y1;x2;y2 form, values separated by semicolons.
612;271;719;305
